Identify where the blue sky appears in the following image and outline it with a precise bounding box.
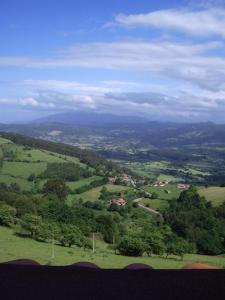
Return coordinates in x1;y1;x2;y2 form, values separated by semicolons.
1;0;225;123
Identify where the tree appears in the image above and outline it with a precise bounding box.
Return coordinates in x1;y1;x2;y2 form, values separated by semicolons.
142;231;165;257
57;224;83;248
18;214;42;238
0;204;16;226
116;236;145;257
96;214;118;243
28;174;36;182
99;186;108;200
36;222;59;242
166;236;191;260
9;183;20;193
43;179;69;200
151;192;159;199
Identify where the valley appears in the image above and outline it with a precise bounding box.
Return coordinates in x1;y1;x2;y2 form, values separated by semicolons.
0;130;225;268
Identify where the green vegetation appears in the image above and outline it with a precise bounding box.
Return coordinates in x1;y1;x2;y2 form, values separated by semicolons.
66;176;102;190
70;184;130;202
0;226;224;268
199;187;225;206
140;198;169;211
0;132;224;268
143;183;181;200
2;161;46;178
0;137;12;145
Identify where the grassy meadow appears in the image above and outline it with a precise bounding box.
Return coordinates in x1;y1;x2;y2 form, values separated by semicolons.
198;187;225;206
0;226;224;269
68;184;130;202
140;198;169;211
142;183;181;201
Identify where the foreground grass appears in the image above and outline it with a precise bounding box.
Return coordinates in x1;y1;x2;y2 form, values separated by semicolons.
0;227;224;269
199;187;225;206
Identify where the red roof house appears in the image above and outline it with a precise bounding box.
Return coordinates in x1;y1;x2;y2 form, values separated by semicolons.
114;197;126;206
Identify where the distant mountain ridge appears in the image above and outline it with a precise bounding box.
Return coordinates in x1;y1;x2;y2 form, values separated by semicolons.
33;111;147;127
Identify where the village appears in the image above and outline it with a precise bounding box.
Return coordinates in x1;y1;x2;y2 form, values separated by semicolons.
108;173;190;212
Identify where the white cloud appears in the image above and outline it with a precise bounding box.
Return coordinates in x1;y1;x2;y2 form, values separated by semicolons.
1;40;225;92
113;8;225;38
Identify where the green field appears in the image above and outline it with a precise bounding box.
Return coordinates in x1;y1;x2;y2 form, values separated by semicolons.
69;184;130;202
142;183;181;200
121;161;169;179
0;226;224;269
66;176;102;190
140;198;169;211
199;187;225;206
1;161;47;178
0;137;12;145
0;140;93;192
0;174;32;191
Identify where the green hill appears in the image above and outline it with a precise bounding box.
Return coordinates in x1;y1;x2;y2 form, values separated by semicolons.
0;133;125;197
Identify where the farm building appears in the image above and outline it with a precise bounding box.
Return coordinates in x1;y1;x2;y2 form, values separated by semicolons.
177;183;190;190
108;177;117;184
113;197;126;206
153;180;167;187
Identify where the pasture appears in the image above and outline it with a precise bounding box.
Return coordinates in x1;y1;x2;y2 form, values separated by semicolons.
66;176;102;190
198;187;225;206
142;183;181;200
1;161;47;179
0;226;224;269
140;198;169;211
69;184;130;202
0;137;12;145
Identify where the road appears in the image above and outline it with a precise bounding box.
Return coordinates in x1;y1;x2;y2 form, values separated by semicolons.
133;197;164;221
130;175;164;221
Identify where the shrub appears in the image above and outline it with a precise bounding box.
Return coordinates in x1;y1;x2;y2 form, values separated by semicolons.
116;236;145;257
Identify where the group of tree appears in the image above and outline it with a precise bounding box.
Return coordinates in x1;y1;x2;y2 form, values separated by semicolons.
1;177;225;259
40;162;93;181
165;187;225;255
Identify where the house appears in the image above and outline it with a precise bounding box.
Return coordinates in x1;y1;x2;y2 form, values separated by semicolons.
108;177;117;184
153;180;166;187
177;183;190;190
122;174;130;182
113;197;126;206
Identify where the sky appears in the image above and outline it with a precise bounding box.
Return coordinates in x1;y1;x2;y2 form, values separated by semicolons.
1;0;225;123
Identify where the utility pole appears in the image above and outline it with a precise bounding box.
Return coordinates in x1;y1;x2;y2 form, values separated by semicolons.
92;232;95;254
51;234;55;259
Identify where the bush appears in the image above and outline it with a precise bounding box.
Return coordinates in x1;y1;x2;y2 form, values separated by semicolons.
0;204;16;226
116;236;145;257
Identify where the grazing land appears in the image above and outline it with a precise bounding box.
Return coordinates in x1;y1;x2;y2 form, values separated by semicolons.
198;187;225;206
142;183;181;201
140;198;169;211
69;184;130;202
0;226;224;269
0;132;225;269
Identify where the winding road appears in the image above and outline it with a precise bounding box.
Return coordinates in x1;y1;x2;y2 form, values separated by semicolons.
133;197;164;221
